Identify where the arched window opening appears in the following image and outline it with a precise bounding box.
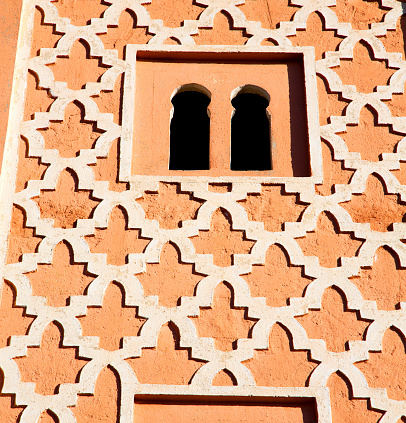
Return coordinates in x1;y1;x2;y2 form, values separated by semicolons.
230;87;271;171
169;87;211;170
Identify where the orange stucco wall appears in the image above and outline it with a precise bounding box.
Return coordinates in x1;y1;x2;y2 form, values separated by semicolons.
0;0;23;172
2;0;406;422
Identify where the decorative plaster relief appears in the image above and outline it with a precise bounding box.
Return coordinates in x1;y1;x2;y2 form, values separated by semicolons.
1;0;406;422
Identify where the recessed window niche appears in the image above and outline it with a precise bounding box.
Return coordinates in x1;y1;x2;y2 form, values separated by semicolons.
122;45;322;183
230;85;272;171
169;84;211;171
134;396;317;423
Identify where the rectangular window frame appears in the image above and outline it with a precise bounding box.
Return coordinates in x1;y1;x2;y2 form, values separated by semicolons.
121;44;323;186
131;384;332;423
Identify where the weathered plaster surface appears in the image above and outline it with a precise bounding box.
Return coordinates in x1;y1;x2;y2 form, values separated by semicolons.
2;0;406;422
0;0;24;172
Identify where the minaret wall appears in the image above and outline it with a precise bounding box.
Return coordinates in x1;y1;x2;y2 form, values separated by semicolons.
1;1;406;422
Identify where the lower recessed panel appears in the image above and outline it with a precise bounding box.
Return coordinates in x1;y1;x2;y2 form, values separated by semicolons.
134;398;317;422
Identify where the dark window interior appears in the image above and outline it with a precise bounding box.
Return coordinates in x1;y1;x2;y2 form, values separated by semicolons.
231;92;271;171
169;90;210;170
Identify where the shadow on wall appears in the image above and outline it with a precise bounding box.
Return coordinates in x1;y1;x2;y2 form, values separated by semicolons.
287;63;310;177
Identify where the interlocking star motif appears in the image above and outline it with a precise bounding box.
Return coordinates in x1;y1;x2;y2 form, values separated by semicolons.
3;0;406;420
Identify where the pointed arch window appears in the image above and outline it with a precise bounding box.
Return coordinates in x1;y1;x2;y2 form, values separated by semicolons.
169;84;211;171
230;85;271;171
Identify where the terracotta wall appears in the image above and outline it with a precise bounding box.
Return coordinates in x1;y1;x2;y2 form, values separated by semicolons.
0;0;23;171
2;0;406;422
